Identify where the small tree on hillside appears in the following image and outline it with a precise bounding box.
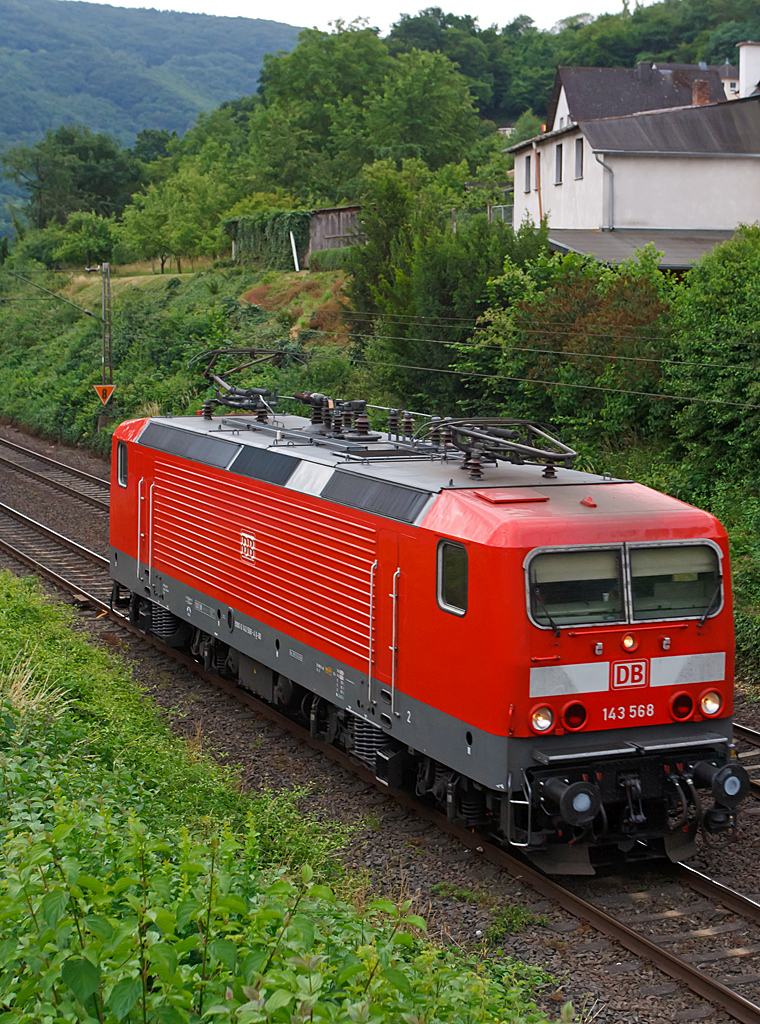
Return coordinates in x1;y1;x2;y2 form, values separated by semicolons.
53;212;116;267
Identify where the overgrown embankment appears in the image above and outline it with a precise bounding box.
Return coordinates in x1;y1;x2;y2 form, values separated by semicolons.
0;265;347;457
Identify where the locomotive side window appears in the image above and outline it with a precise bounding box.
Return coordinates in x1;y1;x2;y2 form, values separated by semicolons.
529;549;624;627
117;441;128;487
630;544;720;620
438;541;468;615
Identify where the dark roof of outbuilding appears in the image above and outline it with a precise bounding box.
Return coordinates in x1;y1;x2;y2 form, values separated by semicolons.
546;64;725;129
579;94;760;154
548;229;734;270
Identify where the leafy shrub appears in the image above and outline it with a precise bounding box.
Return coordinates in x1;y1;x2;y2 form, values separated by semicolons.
6;227;66;269
308;246;354;272
0;716;552;1023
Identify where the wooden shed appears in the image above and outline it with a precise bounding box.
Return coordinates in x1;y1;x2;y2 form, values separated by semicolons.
305;205;362;266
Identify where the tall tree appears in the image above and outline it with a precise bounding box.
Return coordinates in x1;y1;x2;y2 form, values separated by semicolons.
1;125;143;229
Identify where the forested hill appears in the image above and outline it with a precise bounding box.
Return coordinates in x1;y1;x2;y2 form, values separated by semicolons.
0;0;302;147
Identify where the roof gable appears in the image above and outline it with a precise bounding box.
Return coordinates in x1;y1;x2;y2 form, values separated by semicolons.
548;64;725;127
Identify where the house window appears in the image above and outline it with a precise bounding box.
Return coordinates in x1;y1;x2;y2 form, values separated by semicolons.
534;151;541;190
555;144;563;184
575;138;584;179
524;154;531;192
437;541;468;616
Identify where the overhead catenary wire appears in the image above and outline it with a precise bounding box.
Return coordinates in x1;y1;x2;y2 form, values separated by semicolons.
343;309;758;350
352;356;760;411
2;273;758;402
305;325;760;375
2;266;753;347
3;271;101;320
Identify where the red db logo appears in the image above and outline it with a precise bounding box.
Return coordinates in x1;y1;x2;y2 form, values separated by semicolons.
612;660;648;689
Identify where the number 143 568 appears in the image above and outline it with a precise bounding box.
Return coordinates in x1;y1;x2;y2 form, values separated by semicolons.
603;704;654;722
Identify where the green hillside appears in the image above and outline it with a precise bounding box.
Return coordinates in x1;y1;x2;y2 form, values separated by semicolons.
0;0;301;144
0;0;302;237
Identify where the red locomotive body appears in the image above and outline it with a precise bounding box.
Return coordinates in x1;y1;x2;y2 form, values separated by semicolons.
110;407;747;873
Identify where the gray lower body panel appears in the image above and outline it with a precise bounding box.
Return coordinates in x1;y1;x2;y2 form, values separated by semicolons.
111;550;733;792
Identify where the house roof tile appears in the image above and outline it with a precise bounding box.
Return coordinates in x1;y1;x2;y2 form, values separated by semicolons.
579;94;760;154
546;64;725;129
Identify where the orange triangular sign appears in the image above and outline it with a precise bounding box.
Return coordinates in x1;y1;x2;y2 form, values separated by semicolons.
94;384;116;404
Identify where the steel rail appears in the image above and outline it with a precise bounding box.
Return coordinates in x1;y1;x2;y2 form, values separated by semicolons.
0;436;110;487
735;723;760;747
0;444;110;512
673;863;760;925
732;723;760;798
2;517;760;1022
0;501;108;566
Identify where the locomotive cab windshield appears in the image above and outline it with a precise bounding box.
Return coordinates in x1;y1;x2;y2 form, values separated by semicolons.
528;542;722;629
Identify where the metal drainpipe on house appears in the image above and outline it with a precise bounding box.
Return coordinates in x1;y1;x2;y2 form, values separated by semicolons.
532;141;543;221
594;152;614;230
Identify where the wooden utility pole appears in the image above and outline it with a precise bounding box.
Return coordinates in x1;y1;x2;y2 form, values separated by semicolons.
101;262;112;385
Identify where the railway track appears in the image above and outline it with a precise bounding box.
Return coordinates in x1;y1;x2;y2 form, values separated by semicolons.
0;500;111;605
732;724;760;799
3;498;760;1021
0;435;110;511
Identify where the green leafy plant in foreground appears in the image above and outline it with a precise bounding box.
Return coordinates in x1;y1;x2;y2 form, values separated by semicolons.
0;709;553;1023
0;572;556;1022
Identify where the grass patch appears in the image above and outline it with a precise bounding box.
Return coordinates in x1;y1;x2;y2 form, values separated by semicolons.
0;571;559;1022
0;570;345;871
241;270;346;335
430;882;548;943
484;905;549;944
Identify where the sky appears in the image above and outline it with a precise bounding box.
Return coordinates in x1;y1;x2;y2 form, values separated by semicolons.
76;0;625;37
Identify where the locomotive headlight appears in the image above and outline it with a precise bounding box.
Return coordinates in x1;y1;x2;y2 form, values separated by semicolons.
531;706;555;733
701;691;723;716
621;633;638;652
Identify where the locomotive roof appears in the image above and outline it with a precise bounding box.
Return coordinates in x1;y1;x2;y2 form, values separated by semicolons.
128;413;701;529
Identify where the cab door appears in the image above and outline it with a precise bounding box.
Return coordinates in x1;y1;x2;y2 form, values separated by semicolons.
374;529;400;710
136;470;155;586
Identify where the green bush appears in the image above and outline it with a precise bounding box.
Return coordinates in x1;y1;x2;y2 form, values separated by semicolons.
6;227;66;269
0;708;554;1023
308;246;354;272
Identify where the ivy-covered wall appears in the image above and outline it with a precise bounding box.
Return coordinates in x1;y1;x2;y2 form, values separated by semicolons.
224;210;311;270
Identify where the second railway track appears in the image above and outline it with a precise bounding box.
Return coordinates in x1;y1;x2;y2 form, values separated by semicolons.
0;434;110;511
0;500;111;605
4;501;760;1021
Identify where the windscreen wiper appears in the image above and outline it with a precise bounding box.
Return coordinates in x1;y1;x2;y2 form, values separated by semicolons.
534;587;561;638
698;576;722;627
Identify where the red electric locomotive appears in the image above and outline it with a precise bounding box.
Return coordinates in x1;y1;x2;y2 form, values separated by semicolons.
109;390;749;874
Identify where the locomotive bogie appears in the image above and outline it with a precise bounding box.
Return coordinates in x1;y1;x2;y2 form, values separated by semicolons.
109;411;748;873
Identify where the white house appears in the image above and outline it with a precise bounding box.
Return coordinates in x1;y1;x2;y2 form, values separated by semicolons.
510;80;760;269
